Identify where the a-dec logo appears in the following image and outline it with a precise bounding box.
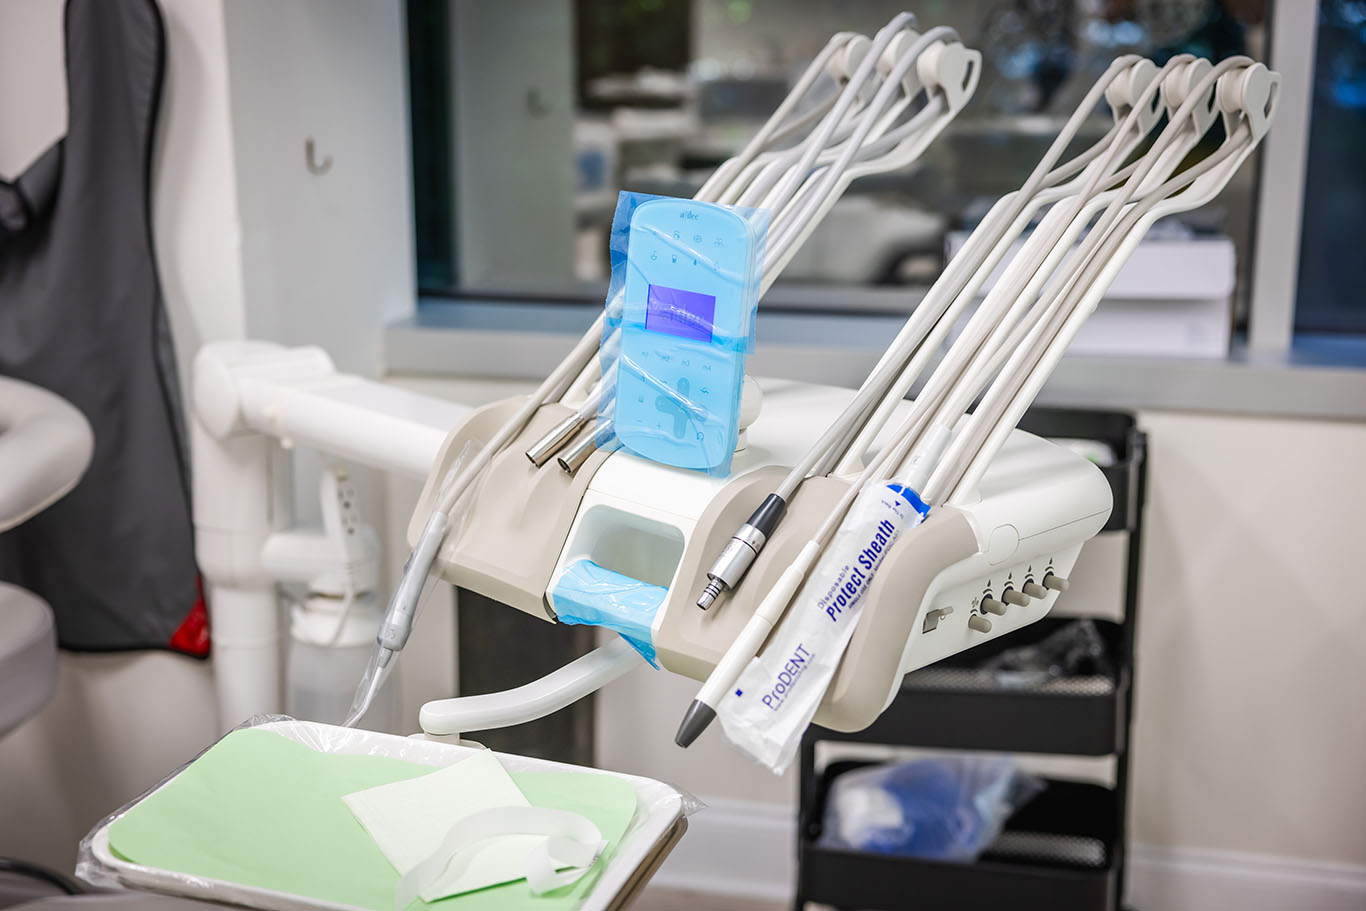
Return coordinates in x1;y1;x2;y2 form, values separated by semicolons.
680;210;700;220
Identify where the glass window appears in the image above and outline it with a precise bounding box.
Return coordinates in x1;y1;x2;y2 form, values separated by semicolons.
1294;0;1366;334
409;0;1268;320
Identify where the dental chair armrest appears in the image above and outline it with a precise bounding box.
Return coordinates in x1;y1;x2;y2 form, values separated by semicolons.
418;638;643;737
0;377;94;532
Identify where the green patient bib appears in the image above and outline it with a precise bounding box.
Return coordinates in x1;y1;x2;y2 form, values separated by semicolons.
106;729;639;911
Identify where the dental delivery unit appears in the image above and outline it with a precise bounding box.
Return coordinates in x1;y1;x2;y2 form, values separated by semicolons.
190;15;1280;774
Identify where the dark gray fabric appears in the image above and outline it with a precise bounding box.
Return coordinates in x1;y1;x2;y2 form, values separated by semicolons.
0;143;61;241
0;0;200;652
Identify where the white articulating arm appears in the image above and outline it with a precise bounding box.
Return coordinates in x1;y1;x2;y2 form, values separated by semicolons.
418;638;643;738
193;342;469;480
190;341;474;726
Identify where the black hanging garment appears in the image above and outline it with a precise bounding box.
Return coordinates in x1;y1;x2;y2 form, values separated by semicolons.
0;0;206;656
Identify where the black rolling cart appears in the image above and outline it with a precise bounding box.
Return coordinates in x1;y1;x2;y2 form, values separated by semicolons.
794;408;1148;911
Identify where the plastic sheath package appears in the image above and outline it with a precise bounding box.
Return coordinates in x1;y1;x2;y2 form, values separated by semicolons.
77;715;701;911
596;192;768;478
718;481;931;773
549;560;666;667
818;754;1044;862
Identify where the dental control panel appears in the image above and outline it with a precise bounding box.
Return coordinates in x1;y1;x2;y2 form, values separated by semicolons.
545;380;1112;730
614;199;761;472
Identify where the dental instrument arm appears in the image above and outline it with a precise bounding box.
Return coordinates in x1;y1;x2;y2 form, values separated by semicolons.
837;57;1180;483
917;58;1261;499
691;56;1154;612
698;32;865;202
938;71;1275;504
677;56;1274;748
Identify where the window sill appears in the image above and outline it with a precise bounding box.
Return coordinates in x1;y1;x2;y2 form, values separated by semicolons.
385;298;1366;421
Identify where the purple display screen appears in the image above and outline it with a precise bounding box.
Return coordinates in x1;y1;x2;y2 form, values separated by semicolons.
645;284;716;343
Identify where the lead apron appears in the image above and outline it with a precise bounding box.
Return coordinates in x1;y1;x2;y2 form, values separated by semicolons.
0;0;203;654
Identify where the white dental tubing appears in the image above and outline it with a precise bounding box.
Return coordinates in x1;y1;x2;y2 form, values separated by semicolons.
679;56;1277;754
690;56;1155;615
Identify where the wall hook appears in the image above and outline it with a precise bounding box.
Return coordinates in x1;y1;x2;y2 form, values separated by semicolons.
305;138;333;176
525;88;550;118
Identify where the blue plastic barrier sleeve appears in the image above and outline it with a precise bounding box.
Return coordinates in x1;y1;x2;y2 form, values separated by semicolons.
550;559;667;668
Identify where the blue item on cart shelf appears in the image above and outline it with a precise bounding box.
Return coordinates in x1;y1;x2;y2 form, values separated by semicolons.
819;754;1043;862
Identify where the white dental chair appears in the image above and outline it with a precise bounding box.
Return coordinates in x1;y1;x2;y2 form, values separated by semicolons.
0;376;93;738
0;376;92;905
0;384;249;911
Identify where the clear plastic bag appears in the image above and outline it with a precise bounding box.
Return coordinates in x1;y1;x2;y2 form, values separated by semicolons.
978;618;1111;688
818;753;1044;862
76;715;702;911
596;192;768;477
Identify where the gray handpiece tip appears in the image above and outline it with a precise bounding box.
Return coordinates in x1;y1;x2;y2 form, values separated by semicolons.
674;701;717;748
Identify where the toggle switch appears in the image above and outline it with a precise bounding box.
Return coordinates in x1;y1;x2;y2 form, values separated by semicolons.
981;596;1007;615
1022;581;1047;599
1002;588;1030;607
968;614;992;633
1043;572;1069;592
922;607;952;633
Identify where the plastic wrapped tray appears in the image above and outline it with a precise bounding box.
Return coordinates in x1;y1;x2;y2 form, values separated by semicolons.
80;718;690;911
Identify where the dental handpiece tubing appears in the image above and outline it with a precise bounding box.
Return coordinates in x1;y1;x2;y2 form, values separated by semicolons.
376;508;449;658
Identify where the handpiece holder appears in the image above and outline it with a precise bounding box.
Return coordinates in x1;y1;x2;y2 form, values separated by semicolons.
409;397;613;620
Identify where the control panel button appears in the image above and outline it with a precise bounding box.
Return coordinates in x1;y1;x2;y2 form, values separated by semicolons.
968;615;993;633
1043;572;1069;592
1022;581;1047;599
654;378;692;439
1002;588;1030;607
980;596;1007;615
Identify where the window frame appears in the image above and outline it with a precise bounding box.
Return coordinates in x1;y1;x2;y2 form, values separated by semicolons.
1247;0;1320;352
404;0;1365;386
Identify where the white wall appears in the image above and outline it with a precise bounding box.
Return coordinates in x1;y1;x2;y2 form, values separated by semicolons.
221;0;414;376
1129;411;1366;864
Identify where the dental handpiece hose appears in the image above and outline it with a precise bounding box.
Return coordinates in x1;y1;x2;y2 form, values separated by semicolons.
341;507;449;727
